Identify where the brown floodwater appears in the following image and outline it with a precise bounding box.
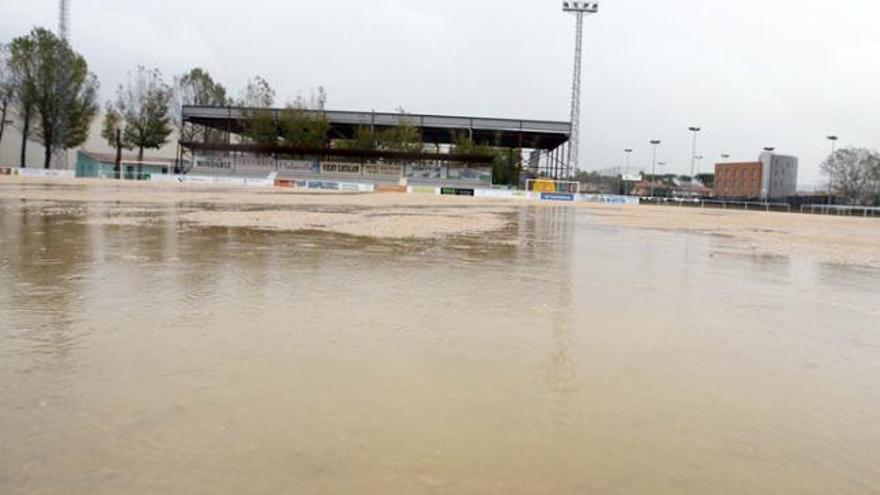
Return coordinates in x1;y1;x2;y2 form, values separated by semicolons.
1;194;879;495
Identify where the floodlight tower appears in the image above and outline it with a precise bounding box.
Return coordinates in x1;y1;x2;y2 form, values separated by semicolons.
562;1;599;178
59;0;70;41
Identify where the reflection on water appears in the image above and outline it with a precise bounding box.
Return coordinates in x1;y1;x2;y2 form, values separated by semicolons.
1;198;880;495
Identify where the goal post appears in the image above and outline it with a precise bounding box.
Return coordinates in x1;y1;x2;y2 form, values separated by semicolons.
118;160;173;181
525;178;580;194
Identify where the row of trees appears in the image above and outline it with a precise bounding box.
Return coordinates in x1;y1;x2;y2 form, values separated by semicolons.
822;147;880;206
0;27;331;169
0;28;99;168
0;26;521;184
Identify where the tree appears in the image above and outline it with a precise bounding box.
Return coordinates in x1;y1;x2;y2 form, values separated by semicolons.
173;67;229;143
8;28;98;169
279;104;330;149
379;110;422;153
337;126;380;151
239;76;275;108
238;76;277;146
696;173;715;188
26;29;99;168
7;33;38;167
0;44;12;149
103;66;173;174
492;148;521;186
821;147;880;205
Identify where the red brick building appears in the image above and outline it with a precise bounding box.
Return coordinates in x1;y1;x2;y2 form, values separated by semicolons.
715;162;763;198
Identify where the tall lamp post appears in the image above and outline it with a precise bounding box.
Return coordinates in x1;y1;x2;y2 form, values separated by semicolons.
688;126;701;178
650;140;661;197
721;153;731;160
562;1;600;176
623;148;633;195
827;135;838;206
695;155;704;176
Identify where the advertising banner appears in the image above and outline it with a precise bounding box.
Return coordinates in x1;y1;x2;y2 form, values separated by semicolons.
441;187;475;197
410;186;439;194
447;166;492;184
320;162;362;176
363;163;403;178
541;193;575;202
277;160;319;174
194;156;233;170
406;164;445;180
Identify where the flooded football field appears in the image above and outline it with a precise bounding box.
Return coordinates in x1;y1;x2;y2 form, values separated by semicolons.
1;190;879;494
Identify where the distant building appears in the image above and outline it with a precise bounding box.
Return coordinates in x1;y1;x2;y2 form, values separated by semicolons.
715;161;763;199
759;152;798;200
715;152;798;200
76;151;174;179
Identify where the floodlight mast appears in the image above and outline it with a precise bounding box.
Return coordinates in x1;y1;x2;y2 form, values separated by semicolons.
59;0;70;41
562;1;599;179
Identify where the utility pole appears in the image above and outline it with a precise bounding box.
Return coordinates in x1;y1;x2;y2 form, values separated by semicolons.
562;2;599;178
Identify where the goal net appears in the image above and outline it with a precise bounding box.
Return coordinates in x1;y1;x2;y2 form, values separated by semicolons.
526;179;579;194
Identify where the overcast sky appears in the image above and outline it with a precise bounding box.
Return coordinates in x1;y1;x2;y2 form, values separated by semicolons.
3;0;879;186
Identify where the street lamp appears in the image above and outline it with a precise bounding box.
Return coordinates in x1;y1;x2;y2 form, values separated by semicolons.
763;147;776;152
650;140;661;197
827;135;838;206
622;148;633;195
688;126;701;177
721;153;731;160
562;1;600;176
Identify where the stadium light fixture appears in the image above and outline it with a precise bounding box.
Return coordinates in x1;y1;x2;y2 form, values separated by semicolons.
562;1;600;178
563;2;600;13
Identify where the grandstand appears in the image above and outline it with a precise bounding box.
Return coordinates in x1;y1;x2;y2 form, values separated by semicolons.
179;106;573;187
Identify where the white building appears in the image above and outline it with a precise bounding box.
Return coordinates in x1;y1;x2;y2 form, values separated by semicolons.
759;151;799;200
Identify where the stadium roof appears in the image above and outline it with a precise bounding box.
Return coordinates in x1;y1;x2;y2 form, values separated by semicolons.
182;106;571;151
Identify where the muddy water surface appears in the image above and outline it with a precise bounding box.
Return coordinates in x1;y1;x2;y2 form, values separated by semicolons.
1;194;879;495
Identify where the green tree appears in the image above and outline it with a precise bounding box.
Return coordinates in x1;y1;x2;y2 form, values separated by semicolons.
102;66;173;174
492;148;521;186
377;110;421;153
173;67;229;143
33;32;99;168
0;43;12;149
337;126;380;151
821;147;880;205
7;33;38;167
238;76;277;146
279;104;330;149
239;76;275;108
